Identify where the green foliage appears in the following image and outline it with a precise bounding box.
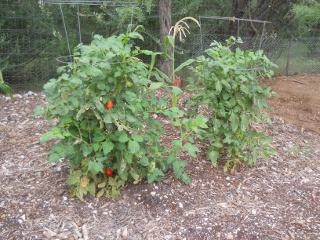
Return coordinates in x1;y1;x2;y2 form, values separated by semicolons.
289;0;320;36
186;37;278;172
161;17;200;107
35;27;207;200
0;59;13;98
0;70;13;98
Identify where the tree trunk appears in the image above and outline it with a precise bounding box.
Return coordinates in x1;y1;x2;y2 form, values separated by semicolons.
158;0;172;78
229;0;251;37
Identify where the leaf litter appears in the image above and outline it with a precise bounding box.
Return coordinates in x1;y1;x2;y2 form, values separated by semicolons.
0;73;319;239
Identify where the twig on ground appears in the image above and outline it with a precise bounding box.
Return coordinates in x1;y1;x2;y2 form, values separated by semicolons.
292;80;304;84
237;176;254;192
311;189;320;206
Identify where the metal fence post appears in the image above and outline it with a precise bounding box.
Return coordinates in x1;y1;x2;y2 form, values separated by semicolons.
285;38;292;76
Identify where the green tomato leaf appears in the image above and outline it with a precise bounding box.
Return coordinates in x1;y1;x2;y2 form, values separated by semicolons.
97;81;106;90
93;142;100;152
82;144;93;157
93;134;105;142
213;140;223;148
116;142;126;150
66;170;82;185
172;160;187;178
118;132;130;143
207;149;219;167
221;79;231;89
40;127;64;144
86;66;103;77
110;187;121;199
184;142;200;158
215;80;222;93
181;172;191;185
95;100;105;112
88;160;104;174
70;76;82;85
104;114;112;123
139;156;149;166
128;140;140;154
229;112;238;132
126;114;137;122
240;84;249;94
132;134;143;142
48;152;61;163
129;168;140;180
147;168;164;183
33;106;45;116
60;116;73;124
166;154;177;164
96;189;105;198
172;139;183;147
102;140;114;155
76;186;87;202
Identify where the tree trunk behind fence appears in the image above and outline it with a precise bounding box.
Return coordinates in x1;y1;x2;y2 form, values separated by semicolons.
158;0;172;78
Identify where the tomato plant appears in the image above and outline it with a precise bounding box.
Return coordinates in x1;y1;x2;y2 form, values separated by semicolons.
34;25;277;201
186;37;277;171
34;25;208;201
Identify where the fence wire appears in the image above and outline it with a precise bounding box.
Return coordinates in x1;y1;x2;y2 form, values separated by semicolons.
0;1;319;93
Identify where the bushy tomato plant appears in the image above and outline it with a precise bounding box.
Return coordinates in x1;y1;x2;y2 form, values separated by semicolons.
35;26;208;201
186;37;277;172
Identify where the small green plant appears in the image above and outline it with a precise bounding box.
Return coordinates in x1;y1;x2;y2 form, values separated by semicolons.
186;37;278;172
0;60;13;98
156;17;200;107
35;26;207;201
288;143;311;160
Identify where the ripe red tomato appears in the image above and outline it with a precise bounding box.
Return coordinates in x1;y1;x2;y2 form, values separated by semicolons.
173;78;181;87
105;167;113;176
105;101;114;109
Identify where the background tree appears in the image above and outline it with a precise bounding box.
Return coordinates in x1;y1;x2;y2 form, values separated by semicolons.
288;0;320;36
229;0;299;38
1;0;319;92
158;0;172;77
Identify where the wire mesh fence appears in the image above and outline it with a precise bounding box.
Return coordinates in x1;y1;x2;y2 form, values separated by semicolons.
0;1;61;92
0;1;319;93
265;37;320;75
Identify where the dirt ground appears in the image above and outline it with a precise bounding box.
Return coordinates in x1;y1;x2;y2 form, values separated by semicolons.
0;73;319;240
262;72;320;135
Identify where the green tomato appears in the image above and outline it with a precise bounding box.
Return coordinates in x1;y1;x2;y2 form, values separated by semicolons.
126;80;133;87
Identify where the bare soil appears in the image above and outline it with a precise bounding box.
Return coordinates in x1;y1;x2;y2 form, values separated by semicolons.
262;72;320;135
0;73;319;240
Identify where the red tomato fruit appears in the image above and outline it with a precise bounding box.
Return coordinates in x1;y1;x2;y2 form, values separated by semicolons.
105;167;113;177
105;101;114;109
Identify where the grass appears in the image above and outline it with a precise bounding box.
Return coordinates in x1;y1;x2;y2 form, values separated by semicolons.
269;40;320;75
